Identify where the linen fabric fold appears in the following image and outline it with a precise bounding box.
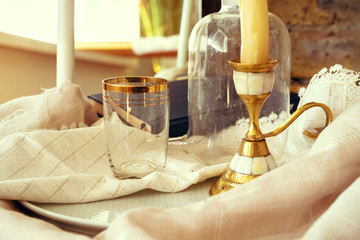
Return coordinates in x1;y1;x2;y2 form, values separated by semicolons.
0;82;99;138
0;82;226;203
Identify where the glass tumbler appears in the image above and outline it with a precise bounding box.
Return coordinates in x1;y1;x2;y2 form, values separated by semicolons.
102;77;169;179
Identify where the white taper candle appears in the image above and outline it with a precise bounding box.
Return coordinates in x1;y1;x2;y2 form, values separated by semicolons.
57;0;75;87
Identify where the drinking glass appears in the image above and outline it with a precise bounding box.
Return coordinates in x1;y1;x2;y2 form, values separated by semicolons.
102;76;169;179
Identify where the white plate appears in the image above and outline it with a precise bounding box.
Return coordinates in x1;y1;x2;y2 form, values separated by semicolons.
20;178;216;235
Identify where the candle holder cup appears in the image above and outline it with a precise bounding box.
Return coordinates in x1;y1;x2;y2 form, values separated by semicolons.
209;59;333;195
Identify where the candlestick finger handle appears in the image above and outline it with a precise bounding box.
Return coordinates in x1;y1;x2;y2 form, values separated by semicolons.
263;102;334;139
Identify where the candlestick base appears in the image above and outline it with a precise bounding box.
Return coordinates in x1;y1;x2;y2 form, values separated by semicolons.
209;169;257;195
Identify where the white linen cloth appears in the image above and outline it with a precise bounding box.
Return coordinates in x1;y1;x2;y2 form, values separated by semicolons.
0;64;359;239
0;82;225;203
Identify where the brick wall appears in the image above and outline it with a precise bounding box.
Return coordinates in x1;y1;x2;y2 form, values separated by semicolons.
269;0;360;81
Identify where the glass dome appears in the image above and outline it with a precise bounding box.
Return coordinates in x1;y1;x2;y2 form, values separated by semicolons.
178;0;291;165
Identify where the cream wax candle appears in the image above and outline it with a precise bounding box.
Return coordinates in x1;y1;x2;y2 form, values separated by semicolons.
233;0;274;95
239;0;269;64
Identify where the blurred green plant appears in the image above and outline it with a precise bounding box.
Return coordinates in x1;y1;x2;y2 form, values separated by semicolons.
139;0;183;73
140;0;183;37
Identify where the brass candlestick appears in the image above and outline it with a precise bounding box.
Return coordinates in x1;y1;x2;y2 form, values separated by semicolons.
210;59;333;195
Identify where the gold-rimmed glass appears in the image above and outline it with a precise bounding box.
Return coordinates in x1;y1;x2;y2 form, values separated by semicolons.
102;76;169;179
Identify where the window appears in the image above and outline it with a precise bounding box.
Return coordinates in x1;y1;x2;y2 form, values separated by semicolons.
0;0;140;44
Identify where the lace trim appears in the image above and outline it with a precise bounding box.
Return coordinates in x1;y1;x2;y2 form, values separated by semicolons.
299;64;360;115
235;111;289;133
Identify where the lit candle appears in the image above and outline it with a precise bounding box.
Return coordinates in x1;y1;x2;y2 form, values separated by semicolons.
239;0;269;65
57;0;75;87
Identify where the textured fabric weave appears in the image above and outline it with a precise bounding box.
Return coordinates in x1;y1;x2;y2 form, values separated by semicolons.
0;82;226;203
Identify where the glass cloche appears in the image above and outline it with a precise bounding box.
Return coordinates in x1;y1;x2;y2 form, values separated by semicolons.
176;0;291;165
